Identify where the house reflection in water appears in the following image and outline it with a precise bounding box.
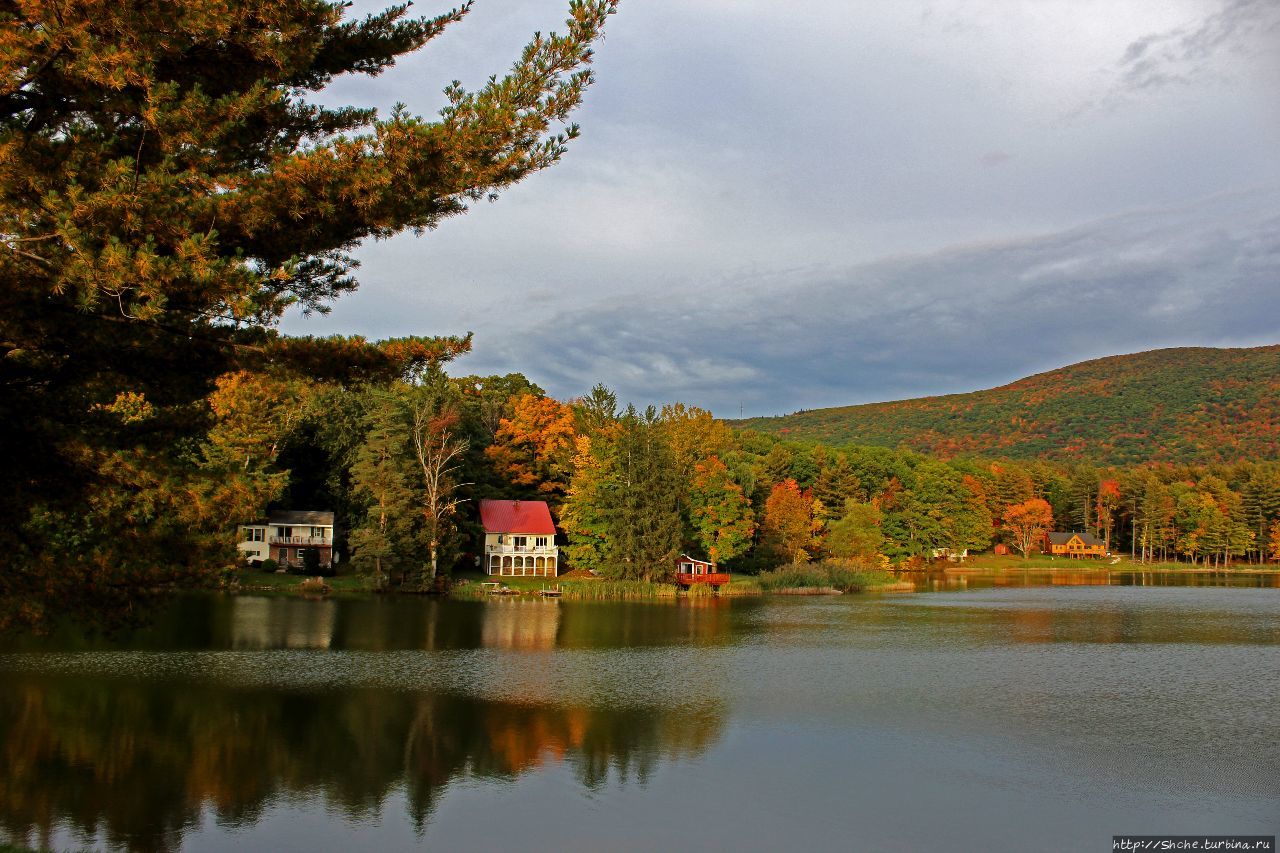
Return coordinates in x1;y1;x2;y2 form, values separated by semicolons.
230;596;337;649
481;599;561;650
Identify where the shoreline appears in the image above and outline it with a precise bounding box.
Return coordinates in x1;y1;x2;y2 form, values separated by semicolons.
226;561;1280;601
926;563;1280;575
225;569;918;600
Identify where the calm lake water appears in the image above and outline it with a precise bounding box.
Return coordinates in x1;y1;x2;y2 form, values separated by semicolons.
2;571;1278;852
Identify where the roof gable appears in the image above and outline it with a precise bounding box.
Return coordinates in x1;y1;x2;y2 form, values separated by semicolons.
268;510;334;526
1047;531;1104;546
479;500;556;535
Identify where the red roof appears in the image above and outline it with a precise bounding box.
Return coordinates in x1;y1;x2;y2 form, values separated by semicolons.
479;499;556;535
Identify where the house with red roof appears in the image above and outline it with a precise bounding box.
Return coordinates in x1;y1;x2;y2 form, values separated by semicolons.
479;499;559;577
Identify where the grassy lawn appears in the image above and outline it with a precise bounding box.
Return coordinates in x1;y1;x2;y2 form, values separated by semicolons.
234;569;373;595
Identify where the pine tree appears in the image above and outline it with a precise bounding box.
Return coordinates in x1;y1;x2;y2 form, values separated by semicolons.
601;406;681;581
812;455;863;521
1068;466;1098;534
0;0;617;628
348;390;415;589
1242;465;1280;563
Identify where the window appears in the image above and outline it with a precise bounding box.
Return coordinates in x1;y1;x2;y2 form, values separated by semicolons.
296;548;305;560
535;536;548;549
311;527;324;539
512;536;527;550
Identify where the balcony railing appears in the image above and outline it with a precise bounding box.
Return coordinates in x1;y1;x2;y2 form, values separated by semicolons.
270;535;332;546
486;543;556;555
675;572;731;586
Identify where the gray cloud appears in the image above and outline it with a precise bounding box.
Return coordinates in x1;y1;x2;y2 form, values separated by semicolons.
280;2;1280;418
468;189;1280;416
1115;0;1280;93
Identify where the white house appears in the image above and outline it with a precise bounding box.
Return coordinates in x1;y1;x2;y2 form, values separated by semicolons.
479;499;558;577
239;510;335;568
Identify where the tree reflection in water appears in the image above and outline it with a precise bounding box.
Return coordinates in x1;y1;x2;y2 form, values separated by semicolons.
0;678;725;852
0;595;739;853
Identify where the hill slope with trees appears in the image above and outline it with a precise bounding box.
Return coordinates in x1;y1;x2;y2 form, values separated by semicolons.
734;346;1280;465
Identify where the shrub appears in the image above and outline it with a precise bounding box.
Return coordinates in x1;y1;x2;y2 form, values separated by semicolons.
260;558;279;573
298;577;330;596
757;559;893;593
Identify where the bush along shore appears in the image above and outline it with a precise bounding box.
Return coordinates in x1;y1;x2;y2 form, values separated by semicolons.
755;560;904;594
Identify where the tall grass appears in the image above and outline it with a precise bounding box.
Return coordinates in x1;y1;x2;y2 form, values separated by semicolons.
756;560;894;593
559;580;680;599
713;576;762;596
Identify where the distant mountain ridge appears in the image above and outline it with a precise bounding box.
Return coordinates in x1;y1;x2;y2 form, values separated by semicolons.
732;346;1280;465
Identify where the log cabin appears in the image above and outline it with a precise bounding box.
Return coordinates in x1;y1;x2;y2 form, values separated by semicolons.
1044;531;1107;559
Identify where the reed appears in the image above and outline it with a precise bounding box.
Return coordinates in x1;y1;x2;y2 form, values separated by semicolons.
558;579;680;599
297;577;331;596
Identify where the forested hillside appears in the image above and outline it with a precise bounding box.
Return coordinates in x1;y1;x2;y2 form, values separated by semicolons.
734;346;1280;464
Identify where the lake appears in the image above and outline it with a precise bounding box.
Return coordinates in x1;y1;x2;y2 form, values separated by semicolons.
1;571;1278;852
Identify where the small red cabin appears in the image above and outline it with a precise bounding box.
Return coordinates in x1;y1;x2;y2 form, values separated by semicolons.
675;554;730;588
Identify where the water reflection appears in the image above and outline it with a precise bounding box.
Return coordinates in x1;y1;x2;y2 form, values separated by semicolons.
0;678;725;853
0;595;760;655
902;568;1280;593
481;599;561;649
0;579;1277;853
0;597;740;853
230;596;337;649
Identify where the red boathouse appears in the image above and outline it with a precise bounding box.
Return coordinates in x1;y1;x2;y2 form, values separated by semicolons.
675;554;730;589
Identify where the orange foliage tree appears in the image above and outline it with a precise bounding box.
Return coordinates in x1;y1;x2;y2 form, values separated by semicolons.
1002;498;1055;559
485;395;578;505
761;479;821;564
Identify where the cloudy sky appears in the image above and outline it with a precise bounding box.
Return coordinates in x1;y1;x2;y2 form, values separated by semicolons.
281;0;1280;416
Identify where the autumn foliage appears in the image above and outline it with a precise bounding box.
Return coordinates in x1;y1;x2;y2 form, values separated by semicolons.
1001;498;1055;558
486;395;578;503
735;346;1280;465
761;480;821;564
